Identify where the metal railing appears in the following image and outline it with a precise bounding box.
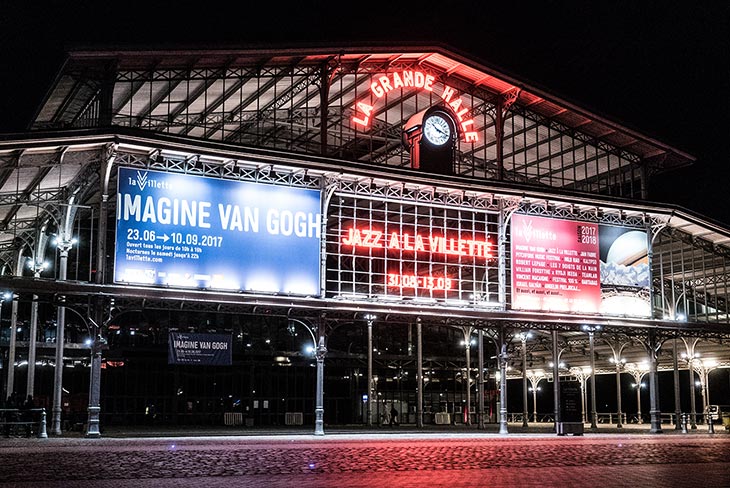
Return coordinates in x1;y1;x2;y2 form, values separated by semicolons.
0;408;48;438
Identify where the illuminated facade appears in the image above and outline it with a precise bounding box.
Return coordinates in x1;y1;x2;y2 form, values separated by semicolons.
1;46;729;434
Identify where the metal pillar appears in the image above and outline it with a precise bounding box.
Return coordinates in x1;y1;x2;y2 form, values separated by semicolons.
615;362;623;428
648;332;663;433
463;328;472;426
498;327;508;435
589;331;598;429
26;292;40;398
521;335;529;428
51;298;66;435
477;328;485;429
314;324;327;436
5;298;18;399
552;330;561;432
85;332;102;438
52;242;72;435
86;148;113;438
688;360;697;429
416;318;423;428
366;316;374;427
673;338;682;429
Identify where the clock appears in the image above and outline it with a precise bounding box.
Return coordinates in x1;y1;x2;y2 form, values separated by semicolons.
422;114;452;146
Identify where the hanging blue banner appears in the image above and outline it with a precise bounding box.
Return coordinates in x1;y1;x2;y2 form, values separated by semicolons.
114;167;322;295
168;332;232;366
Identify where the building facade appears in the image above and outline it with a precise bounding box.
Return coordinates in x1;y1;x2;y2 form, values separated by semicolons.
1;45;728;434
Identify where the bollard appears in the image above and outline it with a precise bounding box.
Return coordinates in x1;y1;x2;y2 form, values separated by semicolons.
681;414;688;434
708;415;715;434
38;408;48;438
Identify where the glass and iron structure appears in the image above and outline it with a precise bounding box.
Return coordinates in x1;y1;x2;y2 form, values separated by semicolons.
0;45;728;434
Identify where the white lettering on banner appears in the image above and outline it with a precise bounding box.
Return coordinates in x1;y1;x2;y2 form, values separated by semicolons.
266;210;321;238
218;204;260;232
119;194;212;228
118;193;321;238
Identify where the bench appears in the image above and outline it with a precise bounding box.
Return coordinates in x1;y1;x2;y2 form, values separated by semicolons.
0;408;48;438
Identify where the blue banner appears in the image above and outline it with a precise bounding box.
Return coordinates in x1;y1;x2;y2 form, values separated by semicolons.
168;332;232;365
114;167;322;295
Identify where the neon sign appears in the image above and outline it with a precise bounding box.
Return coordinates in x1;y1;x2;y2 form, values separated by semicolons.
342;227;492;259
351;70;479;143
387;273;453;291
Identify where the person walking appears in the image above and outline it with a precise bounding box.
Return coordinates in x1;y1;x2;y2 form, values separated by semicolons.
389;405;398;426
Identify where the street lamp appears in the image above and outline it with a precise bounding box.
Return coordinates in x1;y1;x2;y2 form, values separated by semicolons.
518;331;532;428
608;355;627;428
694;359;718;417
627;362;649;424
288;318;323;436
527;369;546;422
680;350;701;429
460;329;476;426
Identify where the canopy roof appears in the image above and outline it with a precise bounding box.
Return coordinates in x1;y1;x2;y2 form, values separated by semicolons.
31;44;694;180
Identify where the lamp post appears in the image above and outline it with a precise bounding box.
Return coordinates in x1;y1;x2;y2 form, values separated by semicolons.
581;325;601;429
680;349;700;429
289;318;324;435
627;363;649;424
460;327;476;426
518;332;532;428
609;356;626;428
527;370;546;422
365;314;376;427
694;359;718;416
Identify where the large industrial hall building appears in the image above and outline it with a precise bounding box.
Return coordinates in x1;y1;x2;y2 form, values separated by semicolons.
0;45;728;436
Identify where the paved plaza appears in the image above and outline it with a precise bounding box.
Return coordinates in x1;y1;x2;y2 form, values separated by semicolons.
1;428;729;487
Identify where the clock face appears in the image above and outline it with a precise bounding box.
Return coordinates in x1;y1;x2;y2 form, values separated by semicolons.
423;114;451;146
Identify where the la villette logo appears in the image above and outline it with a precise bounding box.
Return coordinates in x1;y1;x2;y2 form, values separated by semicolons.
351;69;480;143
127;170;172;191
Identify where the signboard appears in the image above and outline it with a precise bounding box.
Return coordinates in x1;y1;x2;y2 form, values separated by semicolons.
511;214;650;317
168;332;232;365
559;381;583;423
115;167;322;295
327;195;499;305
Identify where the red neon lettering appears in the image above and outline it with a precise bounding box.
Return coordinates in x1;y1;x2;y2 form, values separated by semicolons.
392;72;404;89
357;102;374;116
455;108;469;121
352;115;369;127
388;232;399;249
342;228;383;248
414;71;425;88
403;70;414;87
441;86;455;103
353;102;374;127
346;227;492;259
465;132;479;143
371;81;384;98
449;98;463;112
379;76;393;93
424;74;435;91
461;120;475;131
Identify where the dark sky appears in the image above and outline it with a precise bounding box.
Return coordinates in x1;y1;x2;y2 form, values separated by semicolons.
1;1;729;224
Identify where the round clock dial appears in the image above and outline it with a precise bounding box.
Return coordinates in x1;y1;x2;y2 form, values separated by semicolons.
422;114;451;146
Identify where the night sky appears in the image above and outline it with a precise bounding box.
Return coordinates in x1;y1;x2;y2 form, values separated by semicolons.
1;2;728;224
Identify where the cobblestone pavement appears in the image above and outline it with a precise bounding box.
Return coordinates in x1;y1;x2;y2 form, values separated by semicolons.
1;433;729;487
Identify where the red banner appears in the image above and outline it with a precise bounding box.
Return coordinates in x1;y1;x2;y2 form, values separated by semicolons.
511;214;601;313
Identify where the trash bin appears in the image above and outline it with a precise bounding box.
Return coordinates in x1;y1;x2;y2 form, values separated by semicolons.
721;412;730;430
